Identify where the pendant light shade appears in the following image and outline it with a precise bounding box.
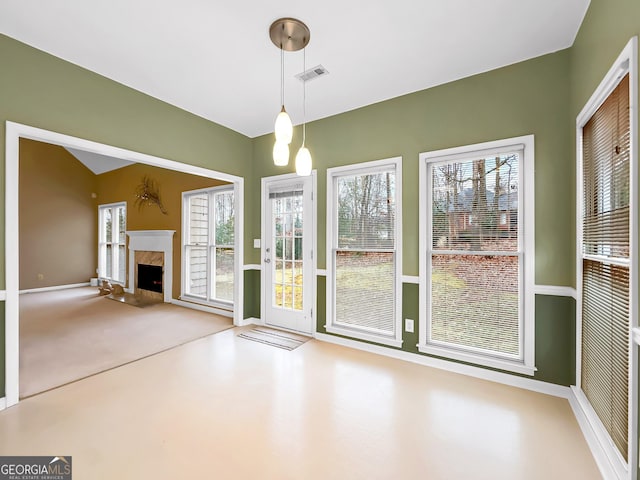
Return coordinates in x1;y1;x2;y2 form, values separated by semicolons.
273;140;290;166
295;45;312;176
274;107;293;144
295;146;312;176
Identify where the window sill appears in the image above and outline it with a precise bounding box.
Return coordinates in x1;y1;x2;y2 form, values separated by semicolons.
325;325;403;348
417;343;536;376
178;295;233;312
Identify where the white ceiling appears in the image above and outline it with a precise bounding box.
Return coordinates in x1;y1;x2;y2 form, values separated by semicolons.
0;0;590;138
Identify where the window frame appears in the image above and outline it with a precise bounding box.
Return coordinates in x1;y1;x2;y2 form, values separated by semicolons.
181;185;235;309
98;201;127;285
418;135;535;375
574;37;638;477
326;156;403;348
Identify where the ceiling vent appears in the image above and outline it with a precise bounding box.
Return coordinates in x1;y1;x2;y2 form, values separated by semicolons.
296;65;329;82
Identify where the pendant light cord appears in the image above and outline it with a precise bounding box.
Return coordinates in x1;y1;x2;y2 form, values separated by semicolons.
280;45;284;108
302;47;306;146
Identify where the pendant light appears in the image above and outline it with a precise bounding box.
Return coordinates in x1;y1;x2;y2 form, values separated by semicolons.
295;46;312;176
269;18;310;167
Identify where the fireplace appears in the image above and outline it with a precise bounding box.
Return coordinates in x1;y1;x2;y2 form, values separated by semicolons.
138;264;163;293
126;230;175;303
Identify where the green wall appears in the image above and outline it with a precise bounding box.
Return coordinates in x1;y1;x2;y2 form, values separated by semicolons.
251;48;575;384
251;50;574;287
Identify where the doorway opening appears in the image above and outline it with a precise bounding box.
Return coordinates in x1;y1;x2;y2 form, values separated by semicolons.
5;121;245;406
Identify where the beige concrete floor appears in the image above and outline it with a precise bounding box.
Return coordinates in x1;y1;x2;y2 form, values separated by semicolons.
0;327;601;479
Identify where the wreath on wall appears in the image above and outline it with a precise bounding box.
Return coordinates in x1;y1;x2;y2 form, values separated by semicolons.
134;176;168;215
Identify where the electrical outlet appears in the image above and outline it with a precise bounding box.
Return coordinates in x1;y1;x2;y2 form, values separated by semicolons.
405;318;414;333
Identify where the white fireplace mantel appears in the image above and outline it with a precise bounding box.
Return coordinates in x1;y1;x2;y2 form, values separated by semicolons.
126;230;175;302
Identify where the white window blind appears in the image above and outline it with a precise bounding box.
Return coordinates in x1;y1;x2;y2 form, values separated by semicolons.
428;151;522;359
581;73;630;461
333;167;397;336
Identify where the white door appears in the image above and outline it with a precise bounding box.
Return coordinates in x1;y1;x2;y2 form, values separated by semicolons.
263;175;314;334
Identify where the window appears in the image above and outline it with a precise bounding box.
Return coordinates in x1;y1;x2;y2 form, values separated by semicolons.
98;202;127;284
419;136;535;375
326;157;402;347
182;186;234;306
579;74;631;462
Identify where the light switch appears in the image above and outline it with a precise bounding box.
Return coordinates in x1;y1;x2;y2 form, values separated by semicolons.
253;239;261;248
405;319;414;333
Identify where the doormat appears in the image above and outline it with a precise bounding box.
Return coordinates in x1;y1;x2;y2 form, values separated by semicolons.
238;326;310;351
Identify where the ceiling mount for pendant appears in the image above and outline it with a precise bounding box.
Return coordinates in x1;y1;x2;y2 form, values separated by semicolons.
269;18;310;52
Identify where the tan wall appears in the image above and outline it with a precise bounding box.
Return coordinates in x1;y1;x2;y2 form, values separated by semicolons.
96;162;228;299
19;139;98;289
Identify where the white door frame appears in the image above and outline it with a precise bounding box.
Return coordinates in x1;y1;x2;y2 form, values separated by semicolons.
260;171;317;335
4;121;245;408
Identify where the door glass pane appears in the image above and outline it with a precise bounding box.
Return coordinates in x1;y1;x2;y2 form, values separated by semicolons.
186;246;207;297
271;191;303;311
294;261;303;285
275;260;284;307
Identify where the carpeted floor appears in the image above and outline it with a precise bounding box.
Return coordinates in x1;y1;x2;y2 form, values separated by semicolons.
19;286;233;398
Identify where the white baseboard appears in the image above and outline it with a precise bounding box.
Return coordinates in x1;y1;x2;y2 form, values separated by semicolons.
315;332;571;399
171;299;233;318
568;386;628;480
0;397;5;411
237;317;260;327
19;282;91;294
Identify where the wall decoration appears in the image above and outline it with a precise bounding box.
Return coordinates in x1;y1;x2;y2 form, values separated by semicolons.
134;176;168;214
